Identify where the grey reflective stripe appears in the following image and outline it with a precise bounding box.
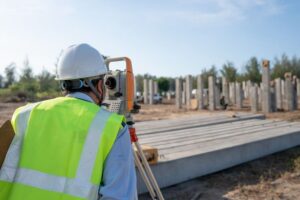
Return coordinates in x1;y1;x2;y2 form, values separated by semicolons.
76;108;111;182
0;107;112;200
0;102;39;182
0;167;98;198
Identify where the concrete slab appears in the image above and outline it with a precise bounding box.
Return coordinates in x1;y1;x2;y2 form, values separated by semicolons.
135;114;300;194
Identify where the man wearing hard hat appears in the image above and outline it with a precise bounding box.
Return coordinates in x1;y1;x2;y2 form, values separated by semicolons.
0;44;137;200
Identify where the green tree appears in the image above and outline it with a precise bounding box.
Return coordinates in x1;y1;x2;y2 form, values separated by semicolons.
157;77;170;92
220;61;237;82
134;74;144;93
4;63;16;88
244;57;261;83
11;57;39;100
201;65;218;88
0;75;3;88
37;69;58;92
272;54;300;79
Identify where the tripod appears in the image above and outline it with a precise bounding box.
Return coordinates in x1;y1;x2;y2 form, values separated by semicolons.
128;125;164;200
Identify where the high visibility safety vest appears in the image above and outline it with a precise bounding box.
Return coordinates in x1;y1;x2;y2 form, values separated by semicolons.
0;97;125;200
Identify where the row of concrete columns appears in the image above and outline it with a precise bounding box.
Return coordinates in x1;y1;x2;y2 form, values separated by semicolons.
174;61;300;113
143;79;158;105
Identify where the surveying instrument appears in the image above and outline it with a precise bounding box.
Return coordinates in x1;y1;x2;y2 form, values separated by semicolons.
103;57;164;200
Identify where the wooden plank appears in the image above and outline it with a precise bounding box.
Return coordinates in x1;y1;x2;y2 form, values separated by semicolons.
134;144;158;165
0;120;15;168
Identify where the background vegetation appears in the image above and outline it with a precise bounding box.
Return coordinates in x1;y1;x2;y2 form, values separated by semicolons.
1;54;300;102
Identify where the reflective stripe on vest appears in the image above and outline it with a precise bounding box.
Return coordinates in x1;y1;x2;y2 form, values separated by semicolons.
0;97;123;200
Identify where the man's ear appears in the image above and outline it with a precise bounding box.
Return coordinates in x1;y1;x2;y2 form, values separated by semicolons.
96;80;103;96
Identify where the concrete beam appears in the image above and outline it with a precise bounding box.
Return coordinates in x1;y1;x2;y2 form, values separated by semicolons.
250;85;258;112
284;72;294;111
262;60;271;113
222;77;229;104
149;79;154;105
275;78;283;110
208;76;216;111
197;75;204;110
297;78;300;110
176;78;182;109
185;75;192;108
235;82;242;109
143;79;148;104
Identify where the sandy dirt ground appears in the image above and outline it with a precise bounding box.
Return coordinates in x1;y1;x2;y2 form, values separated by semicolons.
1;101;300;200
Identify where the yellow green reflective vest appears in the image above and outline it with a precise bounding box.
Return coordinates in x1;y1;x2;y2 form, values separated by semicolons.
0;97;124;200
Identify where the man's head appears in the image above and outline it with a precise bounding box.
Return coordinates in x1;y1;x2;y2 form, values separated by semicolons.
56;44;108;104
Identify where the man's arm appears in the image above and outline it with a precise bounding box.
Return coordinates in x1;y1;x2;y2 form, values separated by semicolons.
99;125;137;200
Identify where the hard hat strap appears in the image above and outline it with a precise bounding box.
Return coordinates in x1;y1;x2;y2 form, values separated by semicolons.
86;79;104;105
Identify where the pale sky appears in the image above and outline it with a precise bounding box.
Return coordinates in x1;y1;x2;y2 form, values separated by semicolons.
0;0;299;77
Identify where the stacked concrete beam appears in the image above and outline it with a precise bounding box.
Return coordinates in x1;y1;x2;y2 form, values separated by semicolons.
143;79;148;104
262;60;271;113
222;77;229;104
185;75;192;108
235;82;242;109
149;79;154;105
208;76;216;111
246;80;252;99
275;78;283;110
197;75;204;110
284;72;294;111
250;85;258;112
176;78;182;109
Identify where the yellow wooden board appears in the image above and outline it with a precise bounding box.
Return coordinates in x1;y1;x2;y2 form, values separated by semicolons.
0;120;15;168
134;144;158;165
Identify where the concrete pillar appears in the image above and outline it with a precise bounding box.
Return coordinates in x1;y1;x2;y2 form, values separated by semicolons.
270;81;277;112
229;82;236;105
281;80;285;96
215;85;221;108
235;82;242;109
275;78;283;110
242;81;246;99
176;78;182;109
258;85;262;110
185;75;192;107
154;81;158;94
284;72;294;111
167;92;171;100
182;82;186;105
143;79;148;104
297;78;300;110
292;76;298;109
208;76;215;111
262;60;271;113
250;86;258;112
245;80;252;99
149;79;154;105
222;77;229;104
197;75;204;110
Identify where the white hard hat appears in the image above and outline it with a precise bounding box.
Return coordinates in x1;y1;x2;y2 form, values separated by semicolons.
56;43;108;80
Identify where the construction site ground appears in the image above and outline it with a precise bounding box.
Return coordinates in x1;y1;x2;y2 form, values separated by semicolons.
1;102;300;200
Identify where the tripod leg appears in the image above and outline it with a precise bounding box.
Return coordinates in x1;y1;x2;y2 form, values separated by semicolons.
134;141;165;200
134;150;157;199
